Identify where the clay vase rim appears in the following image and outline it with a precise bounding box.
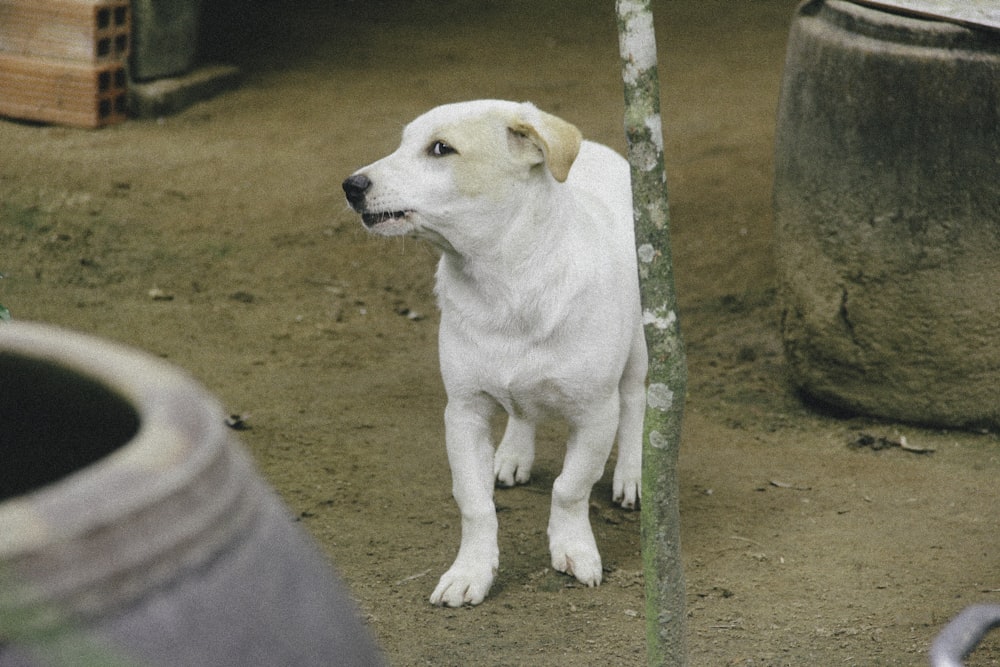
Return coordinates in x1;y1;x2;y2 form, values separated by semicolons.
0;320;229;557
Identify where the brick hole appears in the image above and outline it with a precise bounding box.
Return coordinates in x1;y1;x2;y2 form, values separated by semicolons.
114;94;127;115
114;68;125;88
99;98;111;119
115;35;128;56
98;71;110;91
114;6;127;26
97;38;111;57
97;8;111;29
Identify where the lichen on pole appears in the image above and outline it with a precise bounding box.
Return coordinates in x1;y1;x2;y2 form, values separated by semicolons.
615;0;688;664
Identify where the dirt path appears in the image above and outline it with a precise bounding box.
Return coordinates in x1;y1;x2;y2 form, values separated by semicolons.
2;1;998;664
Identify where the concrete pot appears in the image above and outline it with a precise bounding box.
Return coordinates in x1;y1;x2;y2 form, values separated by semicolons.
774;0;1000;428
0;322;383;666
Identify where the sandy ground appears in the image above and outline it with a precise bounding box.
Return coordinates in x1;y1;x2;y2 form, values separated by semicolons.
2;1;999;664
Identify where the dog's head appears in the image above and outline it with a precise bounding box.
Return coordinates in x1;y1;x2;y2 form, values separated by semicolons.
342;100;582;249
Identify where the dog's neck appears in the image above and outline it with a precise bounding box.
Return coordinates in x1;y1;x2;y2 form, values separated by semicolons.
438;181;576;283
433;182;587;336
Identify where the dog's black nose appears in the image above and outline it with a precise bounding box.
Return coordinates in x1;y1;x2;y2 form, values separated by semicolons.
342;174;371;209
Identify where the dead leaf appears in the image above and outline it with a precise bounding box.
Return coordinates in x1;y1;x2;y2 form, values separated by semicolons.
851;432;934;454
769;479;811;491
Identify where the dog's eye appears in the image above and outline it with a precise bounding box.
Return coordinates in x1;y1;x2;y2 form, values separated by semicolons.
428;141;457;157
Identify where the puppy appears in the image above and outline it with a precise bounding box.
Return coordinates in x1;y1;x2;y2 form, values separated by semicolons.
343;100;647;607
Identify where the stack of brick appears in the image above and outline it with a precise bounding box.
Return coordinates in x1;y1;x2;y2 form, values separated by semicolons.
0;0;130;128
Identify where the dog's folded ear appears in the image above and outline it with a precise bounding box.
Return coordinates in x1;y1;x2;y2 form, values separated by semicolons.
508;105;583;183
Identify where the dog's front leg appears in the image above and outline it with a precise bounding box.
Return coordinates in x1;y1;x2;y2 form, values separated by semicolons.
548;396;620;587
430;400;500;607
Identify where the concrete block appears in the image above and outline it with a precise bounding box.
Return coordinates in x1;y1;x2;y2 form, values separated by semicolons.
129;64;240;118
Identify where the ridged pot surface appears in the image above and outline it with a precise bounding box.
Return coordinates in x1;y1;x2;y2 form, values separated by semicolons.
774;0;1000;427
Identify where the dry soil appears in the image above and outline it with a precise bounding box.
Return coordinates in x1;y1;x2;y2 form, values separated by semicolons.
1;1;998;665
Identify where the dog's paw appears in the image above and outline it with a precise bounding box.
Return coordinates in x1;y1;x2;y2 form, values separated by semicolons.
612;474;641;510
494;455;531;487
549;519;602;587
550;539;603;587
494;419;534;487
429;563;496;607
612;465;641;510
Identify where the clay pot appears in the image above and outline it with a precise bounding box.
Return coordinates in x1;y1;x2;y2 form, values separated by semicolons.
0;322;383;666
774;0;1000;427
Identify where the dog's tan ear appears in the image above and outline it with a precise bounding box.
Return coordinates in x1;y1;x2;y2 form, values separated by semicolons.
510;107;582;183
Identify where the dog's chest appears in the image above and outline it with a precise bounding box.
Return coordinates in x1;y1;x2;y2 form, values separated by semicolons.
438;299;618;420
434;235;630;416
476;348;582;420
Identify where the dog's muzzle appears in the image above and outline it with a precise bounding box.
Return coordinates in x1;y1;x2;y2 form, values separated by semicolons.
342;174;408;228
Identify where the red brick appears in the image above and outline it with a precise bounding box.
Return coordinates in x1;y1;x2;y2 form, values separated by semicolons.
0;53;127;127
0;0;130;63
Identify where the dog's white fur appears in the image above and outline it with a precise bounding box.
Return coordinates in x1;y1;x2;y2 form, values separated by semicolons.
344;100;647;607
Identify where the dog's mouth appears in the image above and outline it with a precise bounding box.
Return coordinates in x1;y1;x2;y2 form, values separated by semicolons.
361;210;410;228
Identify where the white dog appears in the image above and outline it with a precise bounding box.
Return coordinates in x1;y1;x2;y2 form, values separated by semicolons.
343;100;647;607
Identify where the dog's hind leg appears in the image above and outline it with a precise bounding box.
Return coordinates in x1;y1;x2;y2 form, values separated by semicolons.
613;325;648;509
548;396;620;587
430;398;501;607
494;414;536;487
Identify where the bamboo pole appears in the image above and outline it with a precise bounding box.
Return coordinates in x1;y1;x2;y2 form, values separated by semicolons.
615;1;688;664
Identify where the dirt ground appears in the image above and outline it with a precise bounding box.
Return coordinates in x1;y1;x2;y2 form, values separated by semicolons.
2;1;999;664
